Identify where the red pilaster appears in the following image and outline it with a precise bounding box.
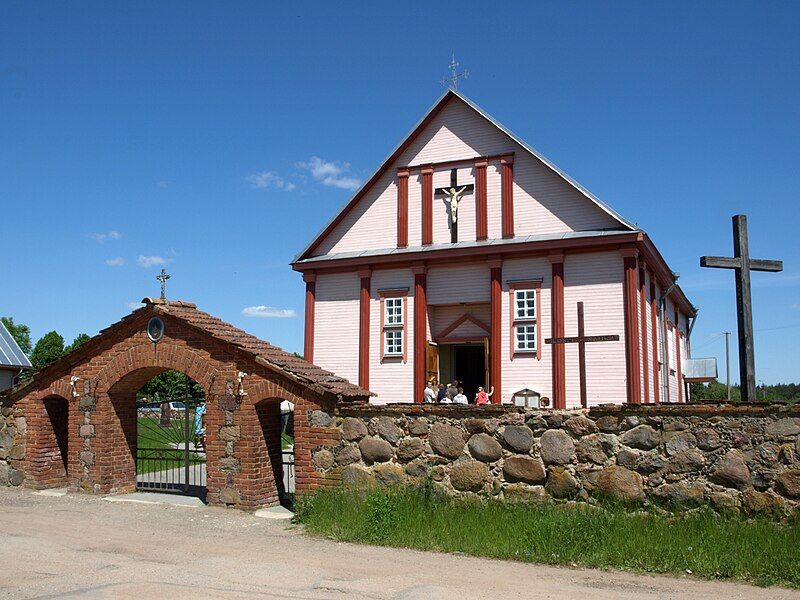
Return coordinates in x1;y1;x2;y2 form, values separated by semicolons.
649;276;660;403
475;158;488;241
675;310;684;403
397;169;409;248
412;263;427;403
621;248;642;404
639;267;650;403
303;272;316;363
421;165;433;246
550;252;566;409
489;257;503;404
501;155;515;239
358;269;371;390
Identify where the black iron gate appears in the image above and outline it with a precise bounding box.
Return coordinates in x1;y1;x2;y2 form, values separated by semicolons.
136;396;206;496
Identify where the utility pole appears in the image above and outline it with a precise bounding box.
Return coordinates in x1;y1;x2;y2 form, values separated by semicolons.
724;331;731;402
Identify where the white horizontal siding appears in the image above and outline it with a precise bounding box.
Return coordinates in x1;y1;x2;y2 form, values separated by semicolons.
563;252;626;407
314;272;360;384
427;262;489;305
430;303;491;338
502;257;553;403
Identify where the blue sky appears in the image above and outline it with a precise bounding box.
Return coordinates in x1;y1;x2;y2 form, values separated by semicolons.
2;2;798;383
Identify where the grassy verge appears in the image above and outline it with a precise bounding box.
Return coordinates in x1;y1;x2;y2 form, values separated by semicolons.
295;484;800;588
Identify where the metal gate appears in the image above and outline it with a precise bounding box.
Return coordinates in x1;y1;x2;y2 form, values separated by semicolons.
136;396;206;495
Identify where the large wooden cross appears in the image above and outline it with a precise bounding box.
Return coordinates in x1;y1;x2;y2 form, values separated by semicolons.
545;302;620;408
435;168;474;243
700;214;782;402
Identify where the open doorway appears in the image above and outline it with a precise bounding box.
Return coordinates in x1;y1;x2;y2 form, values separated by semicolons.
438;343;487;401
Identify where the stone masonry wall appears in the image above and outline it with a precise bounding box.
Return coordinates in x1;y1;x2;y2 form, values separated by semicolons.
0;398;26;488
310;402;800;516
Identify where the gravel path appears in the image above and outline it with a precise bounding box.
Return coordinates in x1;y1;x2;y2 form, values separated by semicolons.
0;487;797;599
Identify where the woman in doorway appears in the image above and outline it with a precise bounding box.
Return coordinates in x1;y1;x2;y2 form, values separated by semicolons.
475;386;494;406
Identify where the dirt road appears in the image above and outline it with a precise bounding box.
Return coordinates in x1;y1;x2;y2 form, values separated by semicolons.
0;487;796;599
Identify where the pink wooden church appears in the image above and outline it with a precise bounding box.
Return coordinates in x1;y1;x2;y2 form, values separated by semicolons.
292;90;696;408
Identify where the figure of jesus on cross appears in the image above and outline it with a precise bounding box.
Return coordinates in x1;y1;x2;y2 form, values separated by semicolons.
435;168;474;243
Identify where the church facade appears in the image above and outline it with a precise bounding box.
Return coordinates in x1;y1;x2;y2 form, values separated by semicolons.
292;90;696;408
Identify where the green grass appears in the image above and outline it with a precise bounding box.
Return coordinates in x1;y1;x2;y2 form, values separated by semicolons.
136;417;204;475
295;484;800;588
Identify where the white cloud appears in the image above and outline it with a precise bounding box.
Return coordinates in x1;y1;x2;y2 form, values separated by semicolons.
297;156;362;191
246;171;296;191
89;231;121;243
126;301;145;310
137;255;170;268
792;304;800;310
241;305;297;319
105;257;125;267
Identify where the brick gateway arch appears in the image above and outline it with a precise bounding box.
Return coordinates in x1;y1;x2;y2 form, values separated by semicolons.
3;298;370;509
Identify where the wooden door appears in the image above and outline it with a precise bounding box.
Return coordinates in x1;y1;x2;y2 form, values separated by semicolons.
426;342;439;384
484;337;490;388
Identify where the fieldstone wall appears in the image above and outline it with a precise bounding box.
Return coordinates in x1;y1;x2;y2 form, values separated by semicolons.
0;398;26;488
311;402;800;517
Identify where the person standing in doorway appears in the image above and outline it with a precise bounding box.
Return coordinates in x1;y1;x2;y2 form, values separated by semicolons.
475;386;494;406
447;381;458;401
453;387;468;405
437;383;447;403
424;381;437;403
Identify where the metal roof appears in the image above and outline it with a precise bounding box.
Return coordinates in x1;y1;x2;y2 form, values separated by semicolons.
0;321;32;369
294;229;634;266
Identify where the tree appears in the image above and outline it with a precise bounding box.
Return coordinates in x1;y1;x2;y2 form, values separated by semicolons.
65;333;91;354
139;370;204;402
29;331;65;372
1;317;32;357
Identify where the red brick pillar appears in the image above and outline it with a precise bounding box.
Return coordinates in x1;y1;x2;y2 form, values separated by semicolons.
489;257;503;404
412;263;428;404
550;252;566;409
621;248;642;404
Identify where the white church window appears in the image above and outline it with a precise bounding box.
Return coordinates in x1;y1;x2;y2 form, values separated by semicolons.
384;329;403;356
385;297;404;325
515;324;537;352
515;289;536;319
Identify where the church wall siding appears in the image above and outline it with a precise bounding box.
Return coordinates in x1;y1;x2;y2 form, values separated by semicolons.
429;303;491;339
501;257;553;401
427;262;490;305
562;252;627;408
314;272;360;384
308;99;624;259
369;269;415;405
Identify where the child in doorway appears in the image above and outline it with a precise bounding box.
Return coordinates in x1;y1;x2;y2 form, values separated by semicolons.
453;387;468;405
475;386;494;406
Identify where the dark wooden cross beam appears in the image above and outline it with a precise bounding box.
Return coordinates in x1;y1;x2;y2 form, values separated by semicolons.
435;168;474;243
545;302;620;408
700;214;783;402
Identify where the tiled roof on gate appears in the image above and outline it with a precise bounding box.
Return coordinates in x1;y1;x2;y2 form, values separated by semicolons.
142;298;371;399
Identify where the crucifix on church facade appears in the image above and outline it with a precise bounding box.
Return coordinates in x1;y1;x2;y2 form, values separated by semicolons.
435;168;474;243
700;214;782;402
545;302;620;408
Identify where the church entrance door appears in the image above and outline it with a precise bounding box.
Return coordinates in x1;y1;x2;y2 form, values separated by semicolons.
453;344;486;401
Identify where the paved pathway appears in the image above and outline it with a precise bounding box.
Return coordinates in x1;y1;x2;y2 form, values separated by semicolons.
0;487;797;599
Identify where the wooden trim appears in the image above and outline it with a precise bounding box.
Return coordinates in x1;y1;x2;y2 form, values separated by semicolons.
358;273;371;389
489;265;503;404
413;272;428;403
639;267;650;403
303;273;316;363
501;155;514;239
421;166;433;246
379;289;408;364
434;335;486;344
550;258;566;409
508;280;543;361
438;313;491;339
649;276;660;404
675;310;684;403
398;152;515;173
622;254;642;404
397;169;409;248
474;158;488;241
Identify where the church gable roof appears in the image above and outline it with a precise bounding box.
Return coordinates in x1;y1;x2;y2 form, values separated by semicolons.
294;90;636;263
